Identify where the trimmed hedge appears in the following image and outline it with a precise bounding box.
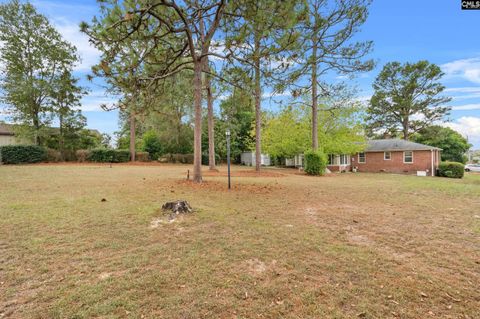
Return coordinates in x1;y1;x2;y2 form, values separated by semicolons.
438;161;464;179
0;145;47;164
87;149;131;163
159;153;194;164
304;149;328;176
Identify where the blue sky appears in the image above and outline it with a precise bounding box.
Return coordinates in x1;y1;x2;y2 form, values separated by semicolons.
1;0;480;148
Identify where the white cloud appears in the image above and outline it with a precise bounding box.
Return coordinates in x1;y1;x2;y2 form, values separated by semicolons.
441;58;480;84
81;91;119;112
52;18;100;72
451;103;480;111
445;86;480;93
443;116;480;146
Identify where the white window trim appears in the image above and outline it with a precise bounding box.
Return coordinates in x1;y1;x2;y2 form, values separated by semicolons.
358;152;366;163
403;151;413;164
384;151;391;160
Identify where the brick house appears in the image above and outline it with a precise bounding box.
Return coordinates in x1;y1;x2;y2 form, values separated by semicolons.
348;139;441;176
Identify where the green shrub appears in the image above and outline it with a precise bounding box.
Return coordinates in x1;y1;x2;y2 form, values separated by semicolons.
142;130;163;160
304;149;328;176
438;161;464;179
201;152;221;165
87;149;131;163
114;149;130;162
135;151;150;162
0;145;47;164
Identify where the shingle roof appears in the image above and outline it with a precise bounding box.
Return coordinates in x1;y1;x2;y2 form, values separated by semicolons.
365;139;442;152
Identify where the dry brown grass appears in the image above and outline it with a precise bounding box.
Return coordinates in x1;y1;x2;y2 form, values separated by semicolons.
0;164;479;318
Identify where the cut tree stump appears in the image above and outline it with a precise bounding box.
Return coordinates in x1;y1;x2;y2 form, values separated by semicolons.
162;200;193;220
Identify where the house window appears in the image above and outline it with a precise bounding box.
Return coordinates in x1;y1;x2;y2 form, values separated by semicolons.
328;154;335;165
358;152;366;163
384;151;391;160
339;154;349;165
404;151;413;163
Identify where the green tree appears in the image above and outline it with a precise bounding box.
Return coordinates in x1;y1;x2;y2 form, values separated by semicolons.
413;126;471;163
141;130;163;160
51;70;87;159
367;61;452;140
0;0;79;145
263;100;365;159
288;0;374;151
83;0;227;183
224;0;302;171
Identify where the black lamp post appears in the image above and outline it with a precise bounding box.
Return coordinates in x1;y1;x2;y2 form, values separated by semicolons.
226;128;231;189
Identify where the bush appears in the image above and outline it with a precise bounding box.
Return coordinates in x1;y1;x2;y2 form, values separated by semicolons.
158;153;194;164
142;130;163;160
0;145;47;164
304;149;328;176
135;151;150;162
46;148;62;162
438;161;464;179
201;152;221;165
88;149;131;163
76;149;91;163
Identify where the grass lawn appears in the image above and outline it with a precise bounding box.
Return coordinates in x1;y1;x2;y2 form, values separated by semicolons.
1;164;479;318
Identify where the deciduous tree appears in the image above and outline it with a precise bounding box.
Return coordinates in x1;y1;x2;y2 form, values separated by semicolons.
0;0;79;145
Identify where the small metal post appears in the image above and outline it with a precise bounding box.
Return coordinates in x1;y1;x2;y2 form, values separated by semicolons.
226;128;231;189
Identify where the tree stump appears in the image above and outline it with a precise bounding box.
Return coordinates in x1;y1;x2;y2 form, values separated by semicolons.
162;200;193;220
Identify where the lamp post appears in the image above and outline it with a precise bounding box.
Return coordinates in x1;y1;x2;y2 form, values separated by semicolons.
226;128;231;189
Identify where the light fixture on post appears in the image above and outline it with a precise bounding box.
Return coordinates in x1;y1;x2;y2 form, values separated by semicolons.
226;128;231;189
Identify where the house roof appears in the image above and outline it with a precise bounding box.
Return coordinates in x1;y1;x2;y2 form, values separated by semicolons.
365;139;442;152
0;123;15;136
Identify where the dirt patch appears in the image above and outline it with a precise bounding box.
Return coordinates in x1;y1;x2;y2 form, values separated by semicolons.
150;217;176;228
243;258;278;276
175;179;282;194
203;169;285;178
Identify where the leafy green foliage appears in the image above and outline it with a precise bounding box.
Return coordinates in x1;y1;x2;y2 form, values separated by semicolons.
263;105;365;158
0;0;81;145
438;162;465;179
141;130;163;160
367;61;451;140
0;145;46;164
304;149;328;175
413;126;471;163
87;149;130;163
263;107;309;158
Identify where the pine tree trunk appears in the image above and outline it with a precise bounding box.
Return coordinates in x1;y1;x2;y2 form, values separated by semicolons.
193;60;203;183
311;20;319;151
59;113;65;161
254;36;262;171
129;110;136;162
403;119;409;140
204;61;216;170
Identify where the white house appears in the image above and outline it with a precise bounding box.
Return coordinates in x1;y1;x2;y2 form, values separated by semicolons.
0;124;21;146
241;152;271;166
